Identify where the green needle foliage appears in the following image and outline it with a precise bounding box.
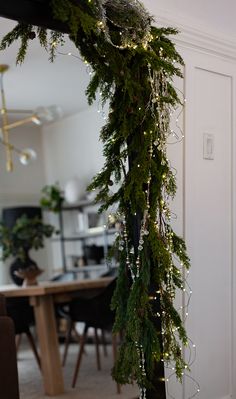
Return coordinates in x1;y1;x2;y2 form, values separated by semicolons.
0;0;190;391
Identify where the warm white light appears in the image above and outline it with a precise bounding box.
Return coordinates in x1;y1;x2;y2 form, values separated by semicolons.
31;115;42;125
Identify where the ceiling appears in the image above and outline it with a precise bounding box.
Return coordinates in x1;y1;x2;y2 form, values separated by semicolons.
0;17;91;119
144;0;236;39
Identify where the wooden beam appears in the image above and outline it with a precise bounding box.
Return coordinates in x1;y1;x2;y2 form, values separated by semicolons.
0;0;68;32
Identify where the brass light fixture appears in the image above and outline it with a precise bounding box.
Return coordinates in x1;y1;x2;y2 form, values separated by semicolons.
0;64;62;171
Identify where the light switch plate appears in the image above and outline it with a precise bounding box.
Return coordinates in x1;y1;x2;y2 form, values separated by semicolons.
203;133;214;160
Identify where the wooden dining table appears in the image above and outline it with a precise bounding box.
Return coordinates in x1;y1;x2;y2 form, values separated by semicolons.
0;276;113;396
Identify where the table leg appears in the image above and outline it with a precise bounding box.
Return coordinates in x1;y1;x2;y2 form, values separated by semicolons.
31;295;64;395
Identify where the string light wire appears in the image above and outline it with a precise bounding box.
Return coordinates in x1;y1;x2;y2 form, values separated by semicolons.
56;43;200;399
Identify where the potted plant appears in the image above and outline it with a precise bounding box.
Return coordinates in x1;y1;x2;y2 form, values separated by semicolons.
0;213;54;286
40;183;68;272
40;183;64;213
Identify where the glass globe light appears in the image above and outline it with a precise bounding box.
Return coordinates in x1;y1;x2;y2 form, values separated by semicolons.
19;148;37;165
32;105;63;125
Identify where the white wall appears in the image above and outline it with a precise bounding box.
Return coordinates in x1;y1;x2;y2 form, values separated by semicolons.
42;107;105;194
160;31;236;399
0;125;49;283
182;49;235;399
139;4;236;397
143;0;236;39
0;125;45;203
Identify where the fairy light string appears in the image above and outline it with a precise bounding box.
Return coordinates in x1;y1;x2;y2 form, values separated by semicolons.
56;45;199;399
39;41;198;399
0;0;199;396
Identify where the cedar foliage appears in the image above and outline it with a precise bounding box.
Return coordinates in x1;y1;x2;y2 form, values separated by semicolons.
0;0;190;391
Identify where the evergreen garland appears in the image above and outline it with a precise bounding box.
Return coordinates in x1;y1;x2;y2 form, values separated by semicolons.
0;0;190;395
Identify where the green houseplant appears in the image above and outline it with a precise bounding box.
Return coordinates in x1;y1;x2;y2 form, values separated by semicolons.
40;183;64;213
40;183;69;272
0;214;54;285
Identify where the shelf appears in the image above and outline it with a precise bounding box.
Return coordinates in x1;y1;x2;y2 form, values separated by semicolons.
52;264;117;274
50;198;115;273
70;264;109;272
52;227;117;241
62;199;99;211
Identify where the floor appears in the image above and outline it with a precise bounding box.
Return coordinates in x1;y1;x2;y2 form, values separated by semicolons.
18;339;139;399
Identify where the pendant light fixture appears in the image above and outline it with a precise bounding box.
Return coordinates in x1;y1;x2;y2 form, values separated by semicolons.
0;64;62;171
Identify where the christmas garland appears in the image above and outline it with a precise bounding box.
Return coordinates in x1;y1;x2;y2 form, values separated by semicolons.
0;0;190;396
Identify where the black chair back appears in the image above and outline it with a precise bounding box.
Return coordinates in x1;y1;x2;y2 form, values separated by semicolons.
6;297;34;335
70;278;117;328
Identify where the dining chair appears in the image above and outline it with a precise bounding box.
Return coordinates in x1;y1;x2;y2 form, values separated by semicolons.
61;268;118;368
50;271;82;347
6;297;41;370
66;277;120;392
4;211;41;369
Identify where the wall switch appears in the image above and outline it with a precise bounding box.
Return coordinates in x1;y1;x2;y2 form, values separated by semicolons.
203;133;214;160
